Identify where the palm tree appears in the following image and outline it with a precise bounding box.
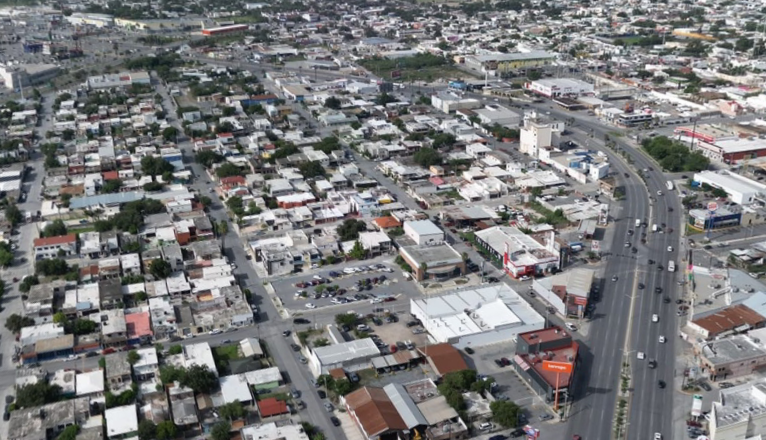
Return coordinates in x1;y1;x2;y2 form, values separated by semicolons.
217;221;229;250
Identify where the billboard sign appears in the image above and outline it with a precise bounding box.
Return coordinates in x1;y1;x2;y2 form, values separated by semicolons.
707;202;718;212
542;360;573;374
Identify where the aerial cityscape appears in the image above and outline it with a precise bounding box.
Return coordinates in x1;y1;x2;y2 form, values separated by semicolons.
0;0;766;439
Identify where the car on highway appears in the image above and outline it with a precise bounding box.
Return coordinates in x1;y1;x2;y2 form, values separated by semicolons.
667;246;673;252
659;335;666;343
612;276;618;281
637;352;645;360
648;359;658;369
658;380;666;389
652;314;659;323
655;287;662;293
663;297;671;304
654;433;662;440
657;190;663;196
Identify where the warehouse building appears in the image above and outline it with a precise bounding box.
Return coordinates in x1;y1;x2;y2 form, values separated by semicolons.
308;338;380;376
693;170;766;205
526;78;594;99
409;284;544;349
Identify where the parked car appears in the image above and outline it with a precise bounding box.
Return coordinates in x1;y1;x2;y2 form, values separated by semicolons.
464;347;475;355
330;416;341;426
318;390;327;399
699;381;712;392
293;318;311;325
290;343;301;352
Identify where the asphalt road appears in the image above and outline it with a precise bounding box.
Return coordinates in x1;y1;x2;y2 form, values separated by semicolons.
154;76;343;438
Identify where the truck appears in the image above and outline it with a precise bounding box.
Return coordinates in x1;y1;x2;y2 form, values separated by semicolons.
668;261;676;272
635;218;641;227
652;224;658;232
666;181;674;191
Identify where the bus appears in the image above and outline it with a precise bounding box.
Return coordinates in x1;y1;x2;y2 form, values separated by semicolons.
668;261;676;272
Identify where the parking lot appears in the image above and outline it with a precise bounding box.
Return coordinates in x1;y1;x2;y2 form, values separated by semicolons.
272;263;422;312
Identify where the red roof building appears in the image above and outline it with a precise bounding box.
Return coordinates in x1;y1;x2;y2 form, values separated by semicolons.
257;398;289;418
33;234;78;259
514;327;579;404
126;311;153;343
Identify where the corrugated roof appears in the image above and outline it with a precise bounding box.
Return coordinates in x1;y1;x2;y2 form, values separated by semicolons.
69;191;145;209
383;383;428;428
257;397;288;417
692;305;765;337
419;343;468;376
345;387;407;437
33;233;77;247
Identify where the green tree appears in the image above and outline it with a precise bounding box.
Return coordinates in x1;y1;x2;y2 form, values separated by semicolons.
413;147;442;167
53;311;68;325
41;219;68;237
168;344;183;355
5;203;22;227
298;160;326;178
141;156;175;177
143;181;164;192
180;364;218;393
57;425;79;440
155;421;177;440
335;313;359;327
490;400;522;428
431;133;456;149
210;421;231;440
324;96;342;109
216;162;244;178
0;243;14;267
73;319;97;335
337;219;367;241
149;259;172;279
35;259;69;276
349;240;366;260
102;179;122;194
137;420;156;440
162;126;179;141
127;349;141;365
219;401;246;420
16;381;62;409
19;275;40;293
62;128;75;141
195;150;224;168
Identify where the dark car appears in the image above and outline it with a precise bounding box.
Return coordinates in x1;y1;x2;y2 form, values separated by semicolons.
487;277;499;283
293;318;311;325
648;360;658;369
495;359;505;367
638;283;645;290
465;347;475;355
699;381;712;392
291;343;301;352
331;416;341;426
501;357;511;366
655;287;662;294
488;436;506;440
282;330;291;337
658;380;666;389
663;297;671;304
406;321;420;327
3;412;8;421
318;390;327;399
510;429;525;438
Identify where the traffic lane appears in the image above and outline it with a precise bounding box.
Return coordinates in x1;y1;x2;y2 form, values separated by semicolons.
566;134;648;439
224;234;340;437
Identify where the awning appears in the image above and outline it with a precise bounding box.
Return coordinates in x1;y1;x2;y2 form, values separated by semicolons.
427;265;456;275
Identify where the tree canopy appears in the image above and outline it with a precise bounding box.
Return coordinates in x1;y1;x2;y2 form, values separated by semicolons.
642;136;710;172
337;219;367;241
413;147;442;167
5;313;35;333
149;259;173;279
5;203;22;226
16;380;62;409
141;156;175;177
216;163;244;178
41;219;67;238
36;259;70;277
490;400;523;428
298;160;326;178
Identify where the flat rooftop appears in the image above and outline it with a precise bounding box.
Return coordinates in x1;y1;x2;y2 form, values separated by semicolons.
713;381;766;428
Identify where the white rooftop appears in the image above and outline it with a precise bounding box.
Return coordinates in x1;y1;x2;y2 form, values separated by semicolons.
184;342;218;376
219;374;253;404
105;404;139;437
240;422;309;440
312;338;380;366
76;370;105;396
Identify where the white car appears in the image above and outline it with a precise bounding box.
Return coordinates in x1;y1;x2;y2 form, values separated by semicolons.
305;303;317;309
657;190;663;196
209;329;222;335
652;314;659;323
654;434;662;440
637;352;646;360
667;246;673;252
659;335;666;343
331;298;342;304
519;275;531;281
565;322;577;332
370;298;383;304
343;267;356;274
313;275;324;280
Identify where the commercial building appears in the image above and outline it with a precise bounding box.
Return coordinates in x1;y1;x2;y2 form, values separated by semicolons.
693;170;766;205
526;78;594;99
513;326;579;404
308;338;381;376
470;104;522;127
399;244;465;282
201;24;248;36
409;284;545;349
65;12;114;28
688;205;743;231
240;422;309;440
464;51;555;75
342;380;468;440
431;91;482;113
403;220;444;246
687;304;765;340
0;64;59;91
519;118;554;158
709;381;766;440
474;226;561;278
87;71;150;90
532;268;595;317
697;332;766;382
